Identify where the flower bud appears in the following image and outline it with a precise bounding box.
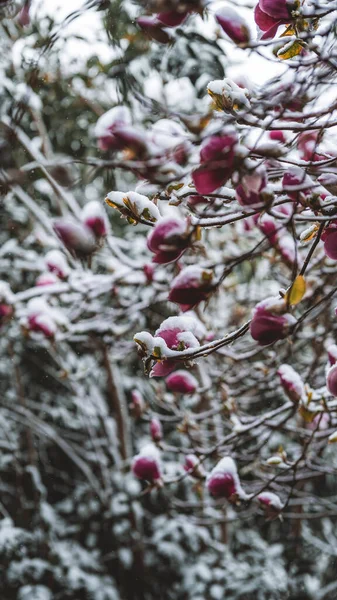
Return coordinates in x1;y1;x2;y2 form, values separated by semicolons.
17;1;30;26
322;223;337;260
269;130;286;143
131;389;145;418
157;10;188;26
183;454;206;479
192;131;238;195
282;167;314;202
137;15;172;44
45;250;70;280
327;344;337;366
206;456;246;502
36;273;59;287
215;7;250;45
236;167;268;207
150;418;163;442
277;364;305;403
132;444;162;483
207;79;250;112
165;370;198;394
53;219;96;257
168;265;214;311
0;282;14;327
147;217;192;264
94;106;132;152
82;201;108;238
257;491;283;518
327;364;337;397
250;297;296;346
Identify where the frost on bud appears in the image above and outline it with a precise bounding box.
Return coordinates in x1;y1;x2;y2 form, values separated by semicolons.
322;222;337;260
327;344;337;366
150;417;163;442
168;266;214;311
215;7;250;45
250;297;296;346
165;370;198;394
82;201;108;238
207;79;250;112
147;217;195;264
192;132;238;195
137;15;172;44
131;389;146;419
132;444;162;484
53;219;96;257
236;166;268;207
106;191;160;226
36;273;59;287
45;250;70;280
327;364;337;397
257;492;283;519
277;364;305;403
183;454;206;479
207;457;247;503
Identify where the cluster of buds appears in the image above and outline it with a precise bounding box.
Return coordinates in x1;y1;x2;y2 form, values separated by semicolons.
192;130;239;195
250;297;296;346
277;364;305;403
132;444;163;485
254;0;299;40
106;190;160;226
134;314;206;377
215;7;250;46
206;457;248;503
147;217;199;264
168;265;214;311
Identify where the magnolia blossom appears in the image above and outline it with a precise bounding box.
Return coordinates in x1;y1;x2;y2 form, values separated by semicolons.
95;106;132;151
192;132;238;195
132;444;162;483
168;265;214;311
134;315;206;377
26;298;58;339
250;297;296;346
137;15;172;44
150;418;163;442
53;219;96;258
282;167;314;202
183;454;206;479
236;167;268;207
327;364;337;397
45;250;70;280
215;7;250;45
165;370;198;394
17;0;31;26
257;492;283;518
254;0;296;40
147;217;192;264
81;201;108;238
277;364;305;403
322;222;337;260
157;10;189;26
207;456;247;501
327;344;337;366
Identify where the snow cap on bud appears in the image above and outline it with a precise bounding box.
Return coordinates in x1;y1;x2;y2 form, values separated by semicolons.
26;298;57;339
257;492;283;518
168;265;214;311
215;7;250;45
94;106;132;151
277;364;305;403
147;217;192;264
53;219;96;257
207;79;250;112
207;456;247;502
132;444;162;483
165;370;198;394
184;454;206;479
82;201;108;238
236;166;268;207
327;344;337;366
45;250;70;279
327;364;337;397
192;131;238;195
150;417;163;442
250;297;296;346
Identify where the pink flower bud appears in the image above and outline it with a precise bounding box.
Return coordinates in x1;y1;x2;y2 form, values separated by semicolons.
282;167;314;202
53;219;96;257
322;223;337;260
17;1;30;26
147;217;191;264
137;15;172;44
215;7;250;45
157;10;188;26
82;201;108;238
143;263;155;283
277;364;305;403
257;492;283;518
258;214;278;245
184;454;206;479
168;266;214;311
27;313;57;338
150;418;163;442
131;389;145;418
36;273;59;287
207;456;246;501
192;133;238;195
0;304;13;327
132;444;162;483
327;364;337;397
165;370;198;394
236;168;267;207
95;106;132;152
269;130;286;143
45;250;70;280
250;297;296;346
328;344;337;366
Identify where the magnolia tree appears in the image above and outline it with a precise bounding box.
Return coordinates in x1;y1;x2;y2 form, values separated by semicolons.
2;0;337;598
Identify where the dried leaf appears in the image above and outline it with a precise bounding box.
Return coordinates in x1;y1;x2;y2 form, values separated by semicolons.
285;275;306;306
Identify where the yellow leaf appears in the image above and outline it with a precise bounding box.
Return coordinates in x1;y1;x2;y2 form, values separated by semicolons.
277;41;304;60
285;275;306;306
299;405;318;423
280;25;297;37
